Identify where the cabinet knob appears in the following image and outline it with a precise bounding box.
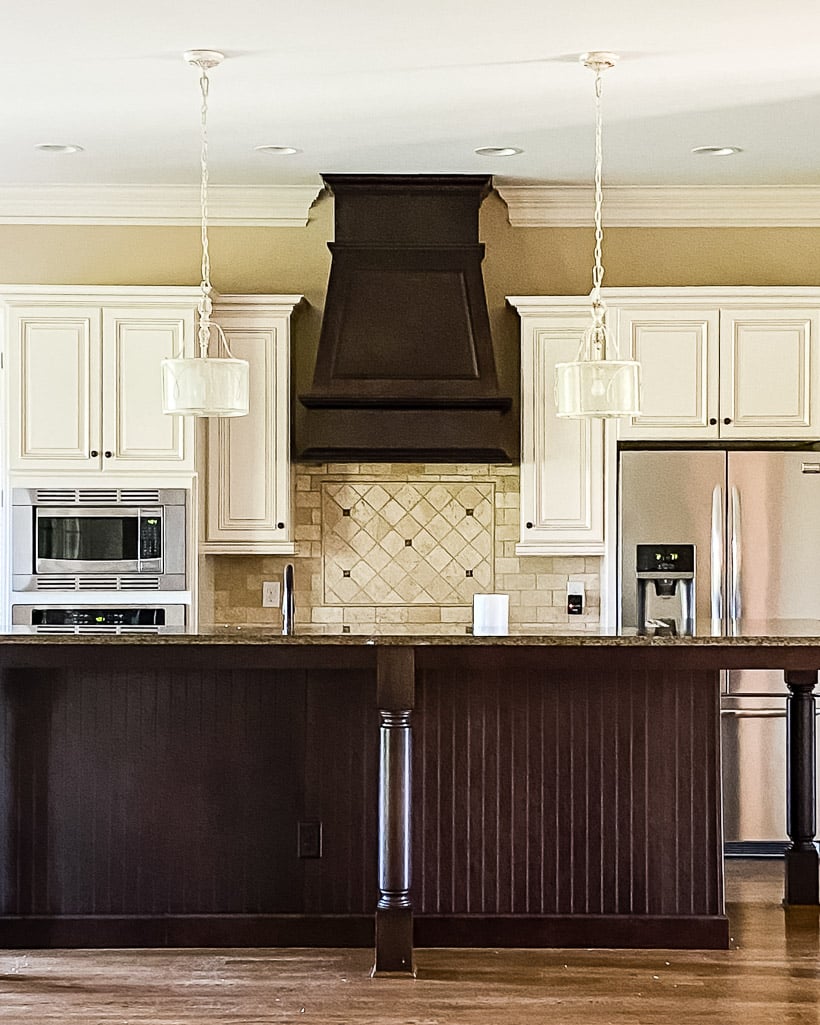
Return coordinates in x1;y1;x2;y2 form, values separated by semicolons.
709;418;717;426
277;522;285;530
526;522;533;529
723;417;731;425
104;450;113;458
90;449;99;458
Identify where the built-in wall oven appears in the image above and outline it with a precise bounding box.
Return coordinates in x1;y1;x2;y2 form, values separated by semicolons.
12;487;186;592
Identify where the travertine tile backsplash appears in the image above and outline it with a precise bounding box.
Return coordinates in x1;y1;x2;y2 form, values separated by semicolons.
204;462;601;634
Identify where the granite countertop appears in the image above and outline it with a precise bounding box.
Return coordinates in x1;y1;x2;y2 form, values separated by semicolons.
3;619;820;646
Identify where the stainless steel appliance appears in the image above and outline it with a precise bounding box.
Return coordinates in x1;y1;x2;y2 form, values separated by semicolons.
619;449;820;854
12;487;186;591
12;604;186;633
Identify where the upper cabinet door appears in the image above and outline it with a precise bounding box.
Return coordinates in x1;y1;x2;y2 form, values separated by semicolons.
719;308;819;439
615;307;720;440
201;296;301;554
102;306;194;471
8;305;102;471
515;306;605;555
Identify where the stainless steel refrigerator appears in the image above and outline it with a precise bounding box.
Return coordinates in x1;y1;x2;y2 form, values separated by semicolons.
619;448;820;854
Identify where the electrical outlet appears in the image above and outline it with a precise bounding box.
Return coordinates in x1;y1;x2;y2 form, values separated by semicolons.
297;820;323;859
262;581;281;608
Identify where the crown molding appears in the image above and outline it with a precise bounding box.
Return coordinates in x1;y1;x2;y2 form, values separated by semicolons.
0;184;324;226
494;184;820;228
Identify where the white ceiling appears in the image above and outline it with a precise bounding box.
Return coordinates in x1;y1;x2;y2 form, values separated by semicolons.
3;1;820;195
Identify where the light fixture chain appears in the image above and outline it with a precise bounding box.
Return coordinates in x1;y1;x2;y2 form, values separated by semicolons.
553;51;640;419
589;61;607;359
592;67;604;302
197;66;212;359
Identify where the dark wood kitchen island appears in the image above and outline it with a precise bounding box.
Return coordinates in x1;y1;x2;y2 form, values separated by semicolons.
0;631;816;970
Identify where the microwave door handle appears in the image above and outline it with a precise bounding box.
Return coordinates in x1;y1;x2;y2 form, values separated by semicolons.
729;485;741;627
136;509;142;572
711;484;724;630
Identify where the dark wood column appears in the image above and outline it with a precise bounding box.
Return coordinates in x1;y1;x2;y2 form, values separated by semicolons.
784;670;819;906
373;647;415;976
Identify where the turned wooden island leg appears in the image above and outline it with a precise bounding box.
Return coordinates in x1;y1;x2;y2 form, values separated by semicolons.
373;647;416;976
784;670;819;906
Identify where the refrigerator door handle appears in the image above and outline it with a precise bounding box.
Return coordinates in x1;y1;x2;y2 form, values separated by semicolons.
729;485;742;625
711;484;724;629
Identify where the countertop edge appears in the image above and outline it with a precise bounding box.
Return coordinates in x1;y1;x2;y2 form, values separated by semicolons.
2;632;820;647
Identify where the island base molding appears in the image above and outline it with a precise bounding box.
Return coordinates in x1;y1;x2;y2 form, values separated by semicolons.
414;914;730;950
0;912;729;951
0;915;376;950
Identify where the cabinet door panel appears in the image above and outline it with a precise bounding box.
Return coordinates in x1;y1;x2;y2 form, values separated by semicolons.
616;308;719;439
9;306;101;470
102;307;194;470
517;314;604;554
207;323;285;538
201;300;298;554
720;309;818;439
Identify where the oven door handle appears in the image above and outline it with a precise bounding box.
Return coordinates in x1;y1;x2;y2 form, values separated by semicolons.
720;709;786;719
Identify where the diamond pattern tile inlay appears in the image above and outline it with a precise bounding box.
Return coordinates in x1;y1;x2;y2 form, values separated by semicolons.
322;481;495;605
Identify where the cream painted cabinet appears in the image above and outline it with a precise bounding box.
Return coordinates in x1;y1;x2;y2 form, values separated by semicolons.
509;298;605;555
5;289;198;473
615;295;820;441
614;306;718;439
201;295;302;554
719;308;818;439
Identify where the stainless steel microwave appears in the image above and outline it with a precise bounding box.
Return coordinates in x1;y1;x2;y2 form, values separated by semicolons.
12;487;187;591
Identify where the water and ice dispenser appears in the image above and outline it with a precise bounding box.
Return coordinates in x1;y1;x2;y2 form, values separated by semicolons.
635;543;695;636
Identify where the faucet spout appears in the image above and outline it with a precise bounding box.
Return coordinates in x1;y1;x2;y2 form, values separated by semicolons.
282;563;295;636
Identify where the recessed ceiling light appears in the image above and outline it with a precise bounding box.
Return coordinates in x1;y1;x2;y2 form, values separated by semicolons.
474;146;523;157
35;143;84;154
255;145;301;156
691;146;742;157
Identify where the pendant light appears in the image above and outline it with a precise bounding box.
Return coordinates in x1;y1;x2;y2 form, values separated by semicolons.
161;50;249;417
554;52;641;419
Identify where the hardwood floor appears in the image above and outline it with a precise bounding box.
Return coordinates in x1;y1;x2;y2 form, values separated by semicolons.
0;860;816;1024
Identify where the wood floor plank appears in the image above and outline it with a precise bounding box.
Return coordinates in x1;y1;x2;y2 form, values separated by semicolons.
0;860;816;1024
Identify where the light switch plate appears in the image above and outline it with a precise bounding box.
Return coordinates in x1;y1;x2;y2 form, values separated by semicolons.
262;581;281;607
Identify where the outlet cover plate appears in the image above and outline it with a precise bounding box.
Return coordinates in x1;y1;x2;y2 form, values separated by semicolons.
262;581;281;607
297;820;323;858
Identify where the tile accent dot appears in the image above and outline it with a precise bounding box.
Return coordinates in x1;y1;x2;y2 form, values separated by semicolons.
342;508;351;516
466;569;473;578
466;508;474;516
404;539;413;547
343;570;351;578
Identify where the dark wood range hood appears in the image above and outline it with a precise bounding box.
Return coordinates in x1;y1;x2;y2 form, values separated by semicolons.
296;174;513;462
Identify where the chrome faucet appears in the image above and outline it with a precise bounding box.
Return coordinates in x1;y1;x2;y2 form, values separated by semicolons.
282;563;295;636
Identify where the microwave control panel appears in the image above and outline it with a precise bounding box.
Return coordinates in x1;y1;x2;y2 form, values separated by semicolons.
140;516;162;559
